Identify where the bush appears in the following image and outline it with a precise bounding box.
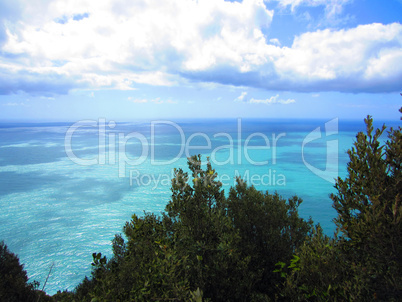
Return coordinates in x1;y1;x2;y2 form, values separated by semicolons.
68;155;313;301
0;241;38;302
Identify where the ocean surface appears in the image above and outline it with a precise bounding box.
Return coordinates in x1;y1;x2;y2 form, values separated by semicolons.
0;118;397;294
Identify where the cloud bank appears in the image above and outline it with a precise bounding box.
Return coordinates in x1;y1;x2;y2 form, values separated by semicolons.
0;0;401;96
235;92;295;105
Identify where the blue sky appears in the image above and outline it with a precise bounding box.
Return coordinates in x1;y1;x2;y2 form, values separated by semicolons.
0;0;401;121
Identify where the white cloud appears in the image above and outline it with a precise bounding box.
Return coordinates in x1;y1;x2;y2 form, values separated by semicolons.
249;94;296;104
235;91;248;102
2;101;28;106
0;0;401;95
236;93;295;105
273;23;402;91
274;0;351;19
128;96;176;104
1;0;274;93
151;98;163;104
128;98;148;104
278;98;296;104
269;38;281;46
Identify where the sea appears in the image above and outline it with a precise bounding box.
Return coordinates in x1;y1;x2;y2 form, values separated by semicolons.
0;117;397;295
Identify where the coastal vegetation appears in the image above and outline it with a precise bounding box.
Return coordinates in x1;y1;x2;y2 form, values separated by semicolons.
1;109;401;301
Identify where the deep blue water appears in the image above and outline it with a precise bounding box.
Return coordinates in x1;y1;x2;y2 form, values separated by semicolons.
0;118;397;294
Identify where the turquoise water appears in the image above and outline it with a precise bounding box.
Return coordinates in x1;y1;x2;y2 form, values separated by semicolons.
0;118;393;294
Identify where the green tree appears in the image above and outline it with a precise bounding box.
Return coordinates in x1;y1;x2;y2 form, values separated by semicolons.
84;213;193;301
154;155;313;301
165;155;248;301
280;108;402;301
276;227;348;301
0;241;38;302
226;179;313;299
331;108;402;300
67;155;314;301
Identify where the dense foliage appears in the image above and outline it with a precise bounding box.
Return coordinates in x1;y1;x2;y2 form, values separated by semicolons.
2;108;401;301
55;156;312;301
279;108;402;301
0;241;53;302
0;241;36;302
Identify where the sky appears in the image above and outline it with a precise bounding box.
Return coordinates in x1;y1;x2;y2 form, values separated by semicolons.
0;0;401;121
